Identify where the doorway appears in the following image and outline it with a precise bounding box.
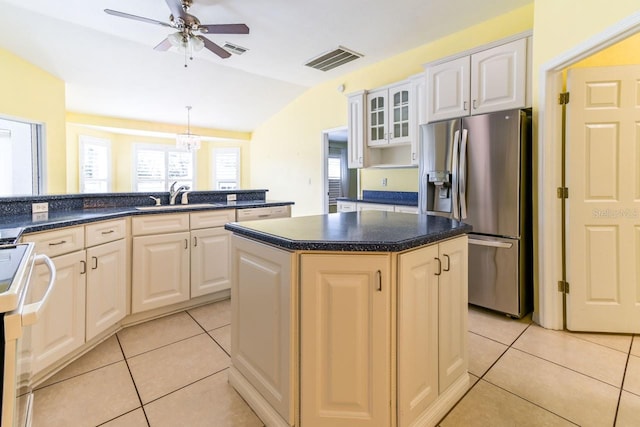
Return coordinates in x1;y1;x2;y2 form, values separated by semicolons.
322;127;357;213
538;17;640;331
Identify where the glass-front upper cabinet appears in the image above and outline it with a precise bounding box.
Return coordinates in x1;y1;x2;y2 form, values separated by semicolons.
366;82;413;147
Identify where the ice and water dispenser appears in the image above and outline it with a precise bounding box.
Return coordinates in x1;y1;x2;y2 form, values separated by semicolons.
420;121;458;216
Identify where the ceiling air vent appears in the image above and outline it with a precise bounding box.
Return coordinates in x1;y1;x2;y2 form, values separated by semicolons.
222;42;248;55
305;46;363;72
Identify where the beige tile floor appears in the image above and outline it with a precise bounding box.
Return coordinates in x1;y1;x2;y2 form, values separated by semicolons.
31;301;640;427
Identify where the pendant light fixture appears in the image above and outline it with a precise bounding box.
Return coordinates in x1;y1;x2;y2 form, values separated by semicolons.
176;106;201;152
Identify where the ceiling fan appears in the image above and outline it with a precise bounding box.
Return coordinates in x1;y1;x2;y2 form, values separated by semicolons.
104;0;249;63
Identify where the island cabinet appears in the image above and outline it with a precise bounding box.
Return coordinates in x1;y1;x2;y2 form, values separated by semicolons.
397;237;468;427
227;212;470;427
300;253;391;427
229;236;297;426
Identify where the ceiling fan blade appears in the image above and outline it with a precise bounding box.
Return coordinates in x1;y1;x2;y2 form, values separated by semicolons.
197;36;231;59
199;24;250;34
104;9;172;27
165;0;187;19
154;38;173;51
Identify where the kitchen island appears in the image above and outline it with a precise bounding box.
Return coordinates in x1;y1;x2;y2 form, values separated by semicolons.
225;211;471;427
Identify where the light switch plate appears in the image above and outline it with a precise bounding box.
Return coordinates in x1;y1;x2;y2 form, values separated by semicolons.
227;194;237;202
32;202;49;213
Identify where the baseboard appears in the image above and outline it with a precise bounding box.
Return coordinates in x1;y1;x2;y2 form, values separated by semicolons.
228;367;290;427
411;373;470;427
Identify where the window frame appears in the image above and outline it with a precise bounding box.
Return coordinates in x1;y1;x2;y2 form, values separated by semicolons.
133;143;196;192
212;147;241;190
79;135;112;193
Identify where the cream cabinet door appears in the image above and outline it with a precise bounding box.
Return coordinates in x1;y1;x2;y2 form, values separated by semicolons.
398;244;440;427
357;203;395;212
231;236;295;424
348;91;366;168
30;250;86;375
426;56;470;122
191;227;231;298
470;38;527;115
132;232;190;313
300;253;391;427
86;239;127;341
438;236;468;393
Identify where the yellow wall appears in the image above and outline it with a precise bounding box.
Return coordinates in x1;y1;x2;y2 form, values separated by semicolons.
360;169;419;193
250;4;534;216
571;31;640;68
66;115;251;192
0;49;67;193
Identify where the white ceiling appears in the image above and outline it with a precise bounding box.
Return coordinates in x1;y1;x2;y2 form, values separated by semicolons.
0;0;530;133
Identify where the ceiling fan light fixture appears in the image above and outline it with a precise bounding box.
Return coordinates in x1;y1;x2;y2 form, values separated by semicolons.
176;106;201;152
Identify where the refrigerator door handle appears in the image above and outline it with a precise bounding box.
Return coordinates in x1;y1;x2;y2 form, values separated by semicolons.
459;128;468;220
468;238;513;249
451;129;460;220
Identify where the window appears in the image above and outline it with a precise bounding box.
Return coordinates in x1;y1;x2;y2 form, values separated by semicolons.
133;143;195;192
79;135;111;193
212;147;240;190
327;154;343;205
0;117;43;196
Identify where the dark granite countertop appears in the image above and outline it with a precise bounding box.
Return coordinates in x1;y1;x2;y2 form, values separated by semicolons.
224;211;470;252
0;200;293;241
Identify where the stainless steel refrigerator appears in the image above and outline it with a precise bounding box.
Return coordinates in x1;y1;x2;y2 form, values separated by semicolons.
419;109;532;318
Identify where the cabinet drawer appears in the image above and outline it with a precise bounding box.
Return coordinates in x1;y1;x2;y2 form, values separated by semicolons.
23;226;85;257
237;206;291;221
190;209;236;230
85;219;127;247
132;213;189;236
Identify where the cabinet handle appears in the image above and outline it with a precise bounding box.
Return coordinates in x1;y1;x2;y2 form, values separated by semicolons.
193;236;198;247
472;99;477;110
435;257;441;276
376;270;382;292
412;152;416;160
49;240;66;246
463;101;468;111
185;239;188;250
80;260;86;275
91;256;98;270
443;254;450;271
101;230;115;235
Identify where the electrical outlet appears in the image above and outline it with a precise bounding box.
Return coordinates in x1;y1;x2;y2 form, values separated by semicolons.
381;178;388;186
32;202;49;213
226;194;237;202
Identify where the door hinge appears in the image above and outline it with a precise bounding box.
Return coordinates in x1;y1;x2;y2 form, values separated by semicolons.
557;187;569;199
559;92;570;105
558;280;570;293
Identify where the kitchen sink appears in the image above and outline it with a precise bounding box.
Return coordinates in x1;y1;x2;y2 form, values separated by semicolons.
135;203;222;211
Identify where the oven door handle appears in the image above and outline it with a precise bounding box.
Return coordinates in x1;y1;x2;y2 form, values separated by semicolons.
22;254;56;327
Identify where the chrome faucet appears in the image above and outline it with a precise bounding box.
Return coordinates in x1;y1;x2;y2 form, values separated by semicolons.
169;181;190;205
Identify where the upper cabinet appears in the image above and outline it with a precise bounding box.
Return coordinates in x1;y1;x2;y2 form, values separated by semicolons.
426;37;530;122
347;80;419;169
367;82;412;146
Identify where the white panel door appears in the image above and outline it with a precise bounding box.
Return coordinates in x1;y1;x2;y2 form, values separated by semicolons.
131;232;190;313
397;244;439;427
86;239;127;340
470;38;527;115
426;56;470;122
191;227;231;297
566;65;640;333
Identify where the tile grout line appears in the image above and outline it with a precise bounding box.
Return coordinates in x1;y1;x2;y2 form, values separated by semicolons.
185;308;232;357
114;333;152;427
438;318;535;425
613;334;635;426
454;319;580;426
